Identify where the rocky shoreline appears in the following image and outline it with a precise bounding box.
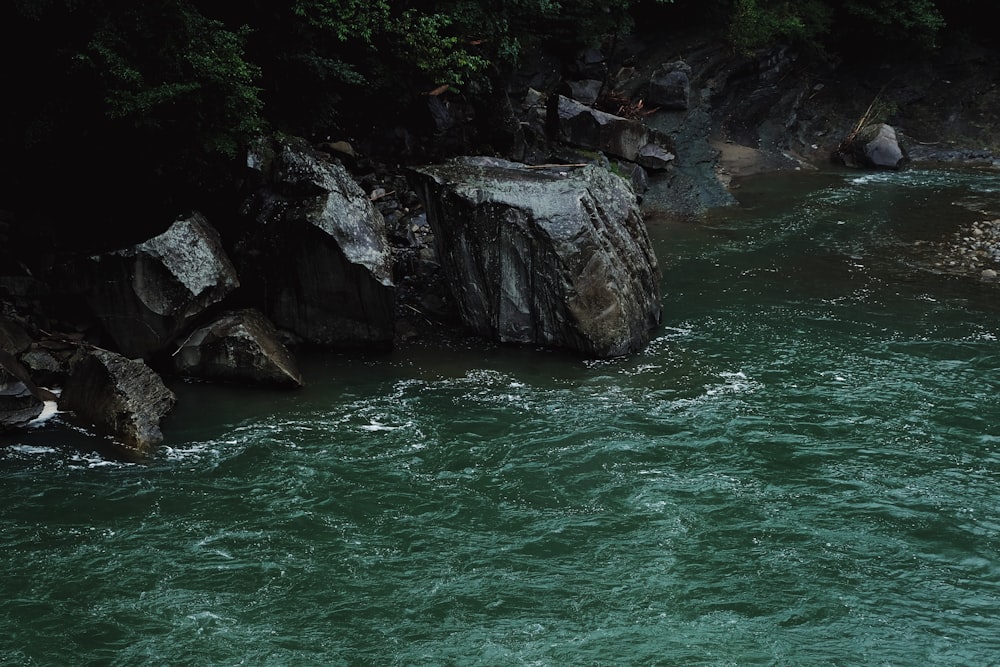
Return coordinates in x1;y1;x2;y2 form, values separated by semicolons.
3;30;999;456
910;217;1000;284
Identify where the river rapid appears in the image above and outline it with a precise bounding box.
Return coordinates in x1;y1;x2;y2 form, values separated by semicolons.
3;166;1000;665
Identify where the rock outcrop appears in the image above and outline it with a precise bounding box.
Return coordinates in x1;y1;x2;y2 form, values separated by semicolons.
408;157;662;357
60;348;176;456
173;309;304;387
83;212;240;360
241;136;395;348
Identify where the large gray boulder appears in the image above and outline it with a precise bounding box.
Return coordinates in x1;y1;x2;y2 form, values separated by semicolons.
60;348;176;456
548;95;675;170
408;157;662;357
836;122;908;170
241;136;395;348
173;309;304;387
85;213;240;360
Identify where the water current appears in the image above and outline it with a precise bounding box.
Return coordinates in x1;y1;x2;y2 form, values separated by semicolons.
3;167;1000;665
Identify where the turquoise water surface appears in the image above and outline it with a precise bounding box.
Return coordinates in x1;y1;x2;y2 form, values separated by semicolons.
3;167;1000;665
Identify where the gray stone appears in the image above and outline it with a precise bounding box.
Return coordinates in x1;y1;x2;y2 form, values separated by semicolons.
548;96;675;169
173;309;304;387
19;348;64;386
550;95;650;162
646;61;691;110
60;348;176;455
0;379;43;431
0;347;58;402
408;157;662;357
864;123;907;169
85;213;239;360
0;317;33;355
573;48;608;81
566;79;605;106
636;143;676;170
616;161;650;195
837;122;908;170
242;136;395;348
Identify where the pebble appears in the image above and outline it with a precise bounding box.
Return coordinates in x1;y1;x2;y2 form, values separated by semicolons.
920;218;1000;283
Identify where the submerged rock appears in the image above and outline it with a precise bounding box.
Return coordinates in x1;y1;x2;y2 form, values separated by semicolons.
173;309;304;387
60;348;176;455
241;136;395;348
408;157;662;357
84;212;240;360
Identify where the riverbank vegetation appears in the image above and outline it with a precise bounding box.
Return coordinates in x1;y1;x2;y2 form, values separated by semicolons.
0;0;992;250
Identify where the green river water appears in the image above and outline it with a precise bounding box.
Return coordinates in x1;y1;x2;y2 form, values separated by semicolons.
3;167;1000;665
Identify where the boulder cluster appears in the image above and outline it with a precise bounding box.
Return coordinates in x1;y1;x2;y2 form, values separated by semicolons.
1;42;708;455
8;32;986;456
1;69;681;453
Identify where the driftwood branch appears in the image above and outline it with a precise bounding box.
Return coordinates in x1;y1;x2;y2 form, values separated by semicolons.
847;84;889;142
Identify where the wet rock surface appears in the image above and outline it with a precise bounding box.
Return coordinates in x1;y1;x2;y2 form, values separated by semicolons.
240;136;396;348
0;376;43;431
549;95;675;168
83;212;239;360
173;309;304;387
835;123;908;170
409;157;662;357
60;348;176;456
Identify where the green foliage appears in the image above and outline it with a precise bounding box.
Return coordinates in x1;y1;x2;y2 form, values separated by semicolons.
390;9;488;87
0;0;986;228
841;0;945;48
82;2;264;158
727;0;832;54
720;0;949;55
291;0;390;42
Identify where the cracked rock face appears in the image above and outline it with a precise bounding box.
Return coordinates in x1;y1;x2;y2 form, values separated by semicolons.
240;136;395;348
549;95;675;168
408;157;662;357
0;378;43;431
59;348;176;456
173;309;304;387
85;212;240;360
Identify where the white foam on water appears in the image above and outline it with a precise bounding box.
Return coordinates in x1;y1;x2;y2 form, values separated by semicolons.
360;419;410;432
163;441;226;462
705;371;761;396
26;400;61;427
68;452;139;469
7;444;58;456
